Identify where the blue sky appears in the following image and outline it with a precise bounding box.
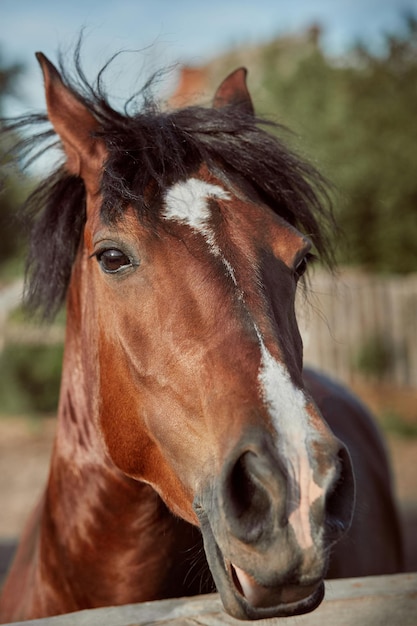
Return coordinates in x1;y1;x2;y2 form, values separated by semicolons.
1;0;415;116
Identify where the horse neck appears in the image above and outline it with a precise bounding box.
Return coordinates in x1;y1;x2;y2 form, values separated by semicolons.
2;279;201;621
39;290;188;606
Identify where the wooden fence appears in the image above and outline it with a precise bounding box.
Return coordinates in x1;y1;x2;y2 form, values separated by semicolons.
297;269;417;389
6;573;417;625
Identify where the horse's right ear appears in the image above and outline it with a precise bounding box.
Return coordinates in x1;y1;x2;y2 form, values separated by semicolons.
36;52;105;190
213;67;254;116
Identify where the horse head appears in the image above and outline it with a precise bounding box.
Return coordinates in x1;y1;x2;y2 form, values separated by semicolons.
34;54;355;620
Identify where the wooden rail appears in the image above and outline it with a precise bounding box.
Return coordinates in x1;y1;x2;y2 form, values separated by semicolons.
297;269;417;389
6;573;417;626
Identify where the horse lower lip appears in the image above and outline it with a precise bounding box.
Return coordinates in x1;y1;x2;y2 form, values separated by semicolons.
229;562;318;609
231;563;270;607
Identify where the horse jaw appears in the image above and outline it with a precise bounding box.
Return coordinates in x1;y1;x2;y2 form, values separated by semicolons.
195;503;325;620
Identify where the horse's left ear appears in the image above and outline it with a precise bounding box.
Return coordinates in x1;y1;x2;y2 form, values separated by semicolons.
36;52;106;190
213;67;254;115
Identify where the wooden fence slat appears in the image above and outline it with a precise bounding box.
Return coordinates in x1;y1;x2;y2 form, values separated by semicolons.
6;573;417;626
298;270;417;389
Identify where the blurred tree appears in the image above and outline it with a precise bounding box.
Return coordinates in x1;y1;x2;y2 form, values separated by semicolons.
258;16;417;273
0;52;23;112
0;47;27;274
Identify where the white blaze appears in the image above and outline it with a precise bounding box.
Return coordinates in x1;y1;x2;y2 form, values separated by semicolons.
256;328;325;549
163;178;237;283
164;176;326;549
162;178;230;247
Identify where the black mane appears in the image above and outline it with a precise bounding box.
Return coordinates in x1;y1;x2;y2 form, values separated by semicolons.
1;50;335;319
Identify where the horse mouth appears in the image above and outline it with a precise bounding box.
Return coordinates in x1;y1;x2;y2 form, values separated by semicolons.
196;505;325;620
223;557;324;619
228;561;322;611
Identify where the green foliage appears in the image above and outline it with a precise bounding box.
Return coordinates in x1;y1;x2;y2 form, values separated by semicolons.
0;163;28;270
0;50;23;115
380;409;417;439
0;47;28;272
0;343;63;415
255;16;417;273
354;334;394;379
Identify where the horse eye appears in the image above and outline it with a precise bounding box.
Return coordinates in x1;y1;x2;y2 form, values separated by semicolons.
294;253;313;280
96;248;132;273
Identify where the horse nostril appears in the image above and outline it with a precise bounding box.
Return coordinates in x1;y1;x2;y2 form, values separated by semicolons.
224;451;273;544
325;445;355;542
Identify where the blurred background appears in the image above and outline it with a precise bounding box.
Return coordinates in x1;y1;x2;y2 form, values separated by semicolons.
0;0;416;581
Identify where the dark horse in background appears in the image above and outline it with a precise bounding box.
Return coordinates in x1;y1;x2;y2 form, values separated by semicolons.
0;48;403;622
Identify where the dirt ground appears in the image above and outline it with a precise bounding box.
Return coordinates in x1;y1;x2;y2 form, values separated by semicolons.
0;403;416;578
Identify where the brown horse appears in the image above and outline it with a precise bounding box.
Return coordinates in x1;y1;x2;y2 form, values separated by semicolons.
0;50;403;622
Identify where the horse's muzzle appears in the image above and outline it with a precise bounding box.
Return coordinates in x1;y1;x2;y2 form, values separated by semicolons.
193;428;355;620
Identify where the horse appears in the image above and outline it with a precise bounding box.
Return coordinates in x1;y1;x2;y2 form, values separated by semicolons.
0;49;403;622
